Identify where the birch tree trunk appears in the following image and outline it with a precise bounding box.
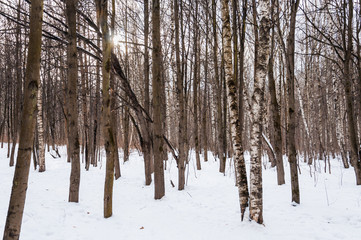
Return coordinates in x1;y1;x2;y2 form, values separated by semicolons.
249;0;271;224
212;0;225;170
221;0;249;221
3;0;43;238
37;81;45;172
332;67;349;168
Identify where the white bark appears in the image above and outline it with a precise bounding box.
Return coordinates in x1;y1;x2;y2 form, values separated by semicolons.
249;0;271;224
221;0;249;220
37;81;45;172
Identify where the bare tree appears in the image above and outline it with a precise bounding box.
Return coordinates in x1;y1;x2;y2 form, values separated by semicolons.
3;0;44;238
152;0;165;199
221;0;249;221
249;0;271;224
66;0;81;203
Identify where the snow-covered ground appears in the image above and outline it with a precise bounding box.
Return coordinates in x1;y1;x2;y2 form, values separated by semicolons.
1;144;361;240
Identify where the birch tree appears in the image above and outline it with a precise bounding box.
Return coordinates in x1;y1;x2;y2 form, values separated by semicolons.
249;0;271;223
221;0;249;221
37;79;45;172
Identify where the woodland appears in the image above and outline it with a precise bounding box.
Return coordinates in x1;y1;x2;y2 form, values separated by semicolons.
1;0;361;239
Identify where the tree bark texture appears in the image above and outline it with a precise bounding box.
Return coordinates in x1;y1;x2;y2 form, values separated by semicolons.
249;0;271;224
174;0;186;190
268;8;285;185
143;0;152;186
3;0;43;238
96;0;117;218
152;0;165;199
37;80;45;172
66;0;81;203
286;0;301;203
344;0;361;184
221;0;249;221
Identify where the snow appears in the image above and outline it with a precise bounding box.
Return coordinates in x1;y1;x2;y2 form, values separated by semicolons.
1;145;361;240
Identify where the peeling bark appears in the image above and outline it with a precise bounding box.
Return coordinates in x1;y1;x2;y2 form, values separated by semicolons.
221;0;249;221
249;0;271;224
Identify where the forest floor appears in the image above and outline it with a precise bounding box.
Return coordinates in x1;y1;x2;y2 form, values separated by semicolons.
1;145;361;240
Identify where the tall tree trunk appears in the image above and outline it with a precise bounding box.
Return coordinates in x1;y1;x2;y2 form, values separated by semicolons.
221;0;249;221
193;0;201;170
143;0;152;185
96;0;117;217
174;0;186;190
66;0;81;203
344;0;361;184
249;0;271;224
123;2;130;163
111;0;121;180
3;0;44;238
79;24;90;171
202;0;209;163
212;0;224;170
238;0;247;143
152;0;165;199
268;2;285;185
286;0;300;203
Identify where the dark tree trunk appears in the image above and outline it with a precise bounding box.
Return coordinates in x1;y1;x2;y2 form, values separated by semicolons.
152;0;165;199
66;0;81;203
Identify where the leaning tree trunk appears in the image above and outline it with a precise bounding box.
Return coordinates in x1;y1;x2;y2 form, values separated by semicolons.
3;0;44;239
152;0;165;199
96;0;117;218
221;0;249;221
249;0;271;224
66;0;81;203
110;0;121;180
